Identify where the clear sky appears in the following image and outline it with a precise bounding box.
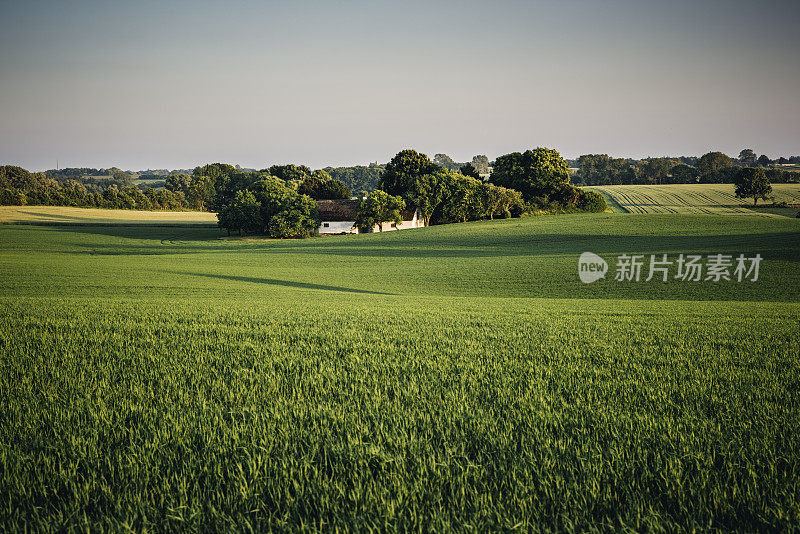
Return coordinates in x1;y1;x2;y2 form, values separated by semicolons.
1;0;798;171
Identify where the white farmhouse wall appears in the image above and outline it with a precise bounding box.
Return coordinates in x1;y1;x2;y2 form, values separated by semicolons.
318;221;357;234
318;209;425;234
372;210;425;232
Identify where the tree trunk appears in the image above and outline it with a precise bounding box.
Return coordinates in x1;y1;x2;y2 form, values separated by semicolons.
754;198;758;207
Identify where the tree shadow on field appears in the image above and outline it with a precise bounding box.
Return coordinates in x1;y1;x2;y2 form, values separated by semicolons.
163;270;395;296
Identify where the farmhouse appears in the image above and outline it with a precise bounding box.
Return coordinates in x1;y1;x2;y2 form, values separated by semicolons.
316;199;425;234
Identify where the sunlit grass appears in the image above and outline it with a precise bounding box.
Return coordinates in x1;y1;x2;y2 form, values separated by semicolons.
1;213;799;530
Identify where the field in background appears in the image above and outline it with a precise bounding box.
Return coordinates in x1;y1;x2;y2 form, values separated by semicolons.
586;183;800;217
0;205;217;226
1;214;799;530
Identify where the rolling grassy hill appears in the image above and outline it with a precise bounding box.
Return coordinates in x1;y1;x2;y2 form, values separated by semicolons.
1;214;799;531
586;183;800;217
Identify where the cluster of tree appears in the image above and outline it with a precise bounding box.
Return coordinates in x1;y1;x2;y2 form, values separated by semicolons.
162;163;351;214
0;166;189;209
576;151;800;186
379;150;527;226
322;164;385;193
489;148;607;212
432;154;490;175
216;174;320;238
372;148;602;230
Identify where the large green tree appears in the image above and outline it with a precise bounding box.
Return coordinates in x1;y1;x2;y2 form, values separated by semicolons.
433;153;459;171
381;150;445;225
489;147;570;202
734;167;772;206
216;176;320;238
382;150;441;197
355;190;406;232
471;155;490;175
268;195;321;238
739;149;756;165
217;190;261;236
266;164;312;183
696;152;734;180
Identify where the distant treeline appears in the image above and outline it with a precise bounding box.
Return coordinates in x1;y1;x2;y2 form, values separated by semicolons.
0;166;189;210
575;152;800;186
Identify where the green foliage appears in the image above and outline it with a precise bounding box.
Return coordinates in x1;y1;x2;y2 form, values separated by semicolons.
639;157;682;185
216;177;319;238
489;147;571;202
735;167;773;206
298;171;351;200
355;189;405;232
112;170;135;186
323;165;384;193
164;172;192;196
314;179;350;200
697;151;734;180
669;163;699;184
739;148;757;165
459;163;480;179
574;188;607;212
471;155;490;175
577;154;735;186
757;154;772;167
433;153;459;171
434;173;525;223
381;151;526;224
0;188;26;205
187;175;216;210
266;164;313;183
217;190;261;235
576;154;638;185
382;150;441;199
268;195;321;238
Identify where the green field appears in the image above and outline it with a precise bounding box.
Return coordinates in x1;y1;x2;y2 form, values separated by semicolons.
0;205;218;226
586;184;800;217
2;214;799;531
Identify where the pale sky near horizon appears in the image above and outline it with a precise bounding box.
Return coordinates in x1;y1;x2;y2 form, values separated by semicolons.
1;0;798;171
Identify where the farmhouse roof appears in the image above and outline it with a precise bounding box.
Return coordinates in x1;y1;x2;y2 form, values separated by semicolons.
316;199;359;221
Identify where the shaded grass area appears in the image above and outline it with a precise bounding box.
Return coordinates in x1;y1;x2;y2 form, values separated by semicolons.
1;214;799;530
1;214;798;302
